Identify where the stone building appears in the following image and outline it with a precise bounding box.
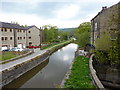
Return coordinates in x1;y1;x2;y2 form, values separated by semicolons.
91;2;120;45
0;22;41;49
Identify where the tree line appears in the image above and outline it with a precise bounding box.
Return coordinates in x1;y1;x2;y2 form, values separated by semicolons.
41;25;69;43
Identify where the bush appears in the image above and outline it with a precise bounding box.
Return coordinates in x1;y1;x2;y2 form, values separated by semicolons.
95;32;119;67
95;33;112;51
95;50;109;64
108;40;120;66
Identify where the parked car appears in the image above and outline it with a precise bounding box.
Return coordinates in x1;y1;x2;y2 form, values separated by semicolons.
2;49;11;51
1;47;8;51
10;47;24;52
27;46;40;49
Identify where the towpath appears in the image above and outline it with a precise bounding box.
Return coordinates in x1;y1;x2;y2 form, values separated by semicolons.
0;48;48;72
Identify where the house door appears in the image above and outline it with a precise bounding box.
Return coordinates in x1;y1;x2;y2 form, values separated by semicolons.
29;42;32;46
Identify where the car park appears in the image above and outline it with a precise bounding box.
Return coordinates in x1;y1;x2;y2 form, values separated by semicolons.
10;47;24;52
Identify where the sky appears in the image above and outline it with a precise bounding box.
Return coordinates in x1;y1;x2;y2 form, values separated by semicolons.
0;0;119;28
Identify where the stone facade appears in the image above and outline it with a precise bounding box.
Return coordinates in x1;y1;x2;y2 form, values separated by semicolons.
91;2;120;45
27;26;40;46
0;22;41;49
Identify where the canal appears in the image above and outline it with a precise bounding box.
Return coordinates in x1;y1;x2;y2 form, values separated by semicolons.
3;43;78;88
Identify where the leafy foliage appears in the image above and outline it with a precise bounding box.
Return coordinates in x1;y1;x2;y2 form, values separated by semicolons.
42;25;70;43
108;40;120;65
95;31;120;66
42;25;58;43
74;22;91;47
95;32;112;50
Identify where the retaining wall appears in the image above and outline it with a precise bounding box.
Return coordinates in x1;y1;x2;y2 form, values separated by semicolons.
89;54;105;89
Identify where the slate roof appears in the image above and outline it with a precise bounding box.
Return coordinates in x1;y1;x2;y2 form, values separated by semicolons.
24;25;35;29
0;22;38;30
0;22;14;29
11;23;26;30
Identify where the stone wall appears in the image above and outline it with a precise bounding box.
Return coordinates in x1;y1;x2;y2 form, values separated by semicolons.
92;56;120;88
91;2;120;45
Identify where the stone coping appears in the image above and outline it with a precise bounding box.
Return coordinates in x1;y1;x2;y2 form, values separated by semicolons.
89;54;105;89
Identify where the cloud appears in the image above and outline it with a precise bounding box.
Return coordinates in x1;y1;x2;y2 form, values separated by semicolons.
54;4;80;19
0;11;82;28
1;0;119;28
0;12;43;27
2;0;119;3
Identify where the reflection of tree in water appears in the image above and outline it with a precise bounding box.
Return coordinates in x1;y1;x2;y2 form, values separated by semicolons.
3;59;49;89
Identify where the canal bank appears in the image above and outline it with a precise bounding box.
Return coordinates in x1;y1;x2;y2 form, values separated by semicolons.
1;41;72;87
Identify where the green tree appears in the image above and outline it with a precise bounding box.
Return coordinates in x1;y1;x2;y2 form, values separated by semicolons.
74;22;91;47
42;25;59;43
58;31;68;41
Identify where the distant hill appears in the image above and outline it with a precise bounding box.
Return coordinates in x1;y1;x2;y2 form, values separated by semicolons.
58;28;75;32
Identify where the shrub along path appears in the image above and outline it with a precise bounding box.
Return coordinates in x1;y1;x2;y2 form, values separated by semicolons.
64;56;95;88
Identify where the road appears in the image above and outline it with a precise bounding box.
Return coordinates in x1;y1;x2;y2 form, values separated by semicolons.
0;48;48;72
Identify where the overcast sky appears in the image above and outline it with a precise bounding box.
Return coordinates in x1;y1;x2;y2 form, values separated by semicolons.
0;0;119;28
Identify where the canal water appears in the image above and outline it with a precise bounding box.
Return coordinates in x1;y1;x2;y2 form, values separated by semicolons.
3;43;78;88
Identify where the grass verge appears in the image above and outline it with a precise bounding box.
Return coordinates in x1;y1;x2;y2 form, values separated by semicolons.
0;52;17;61
41;42;59;50
41;41;70;50
64;56;95;88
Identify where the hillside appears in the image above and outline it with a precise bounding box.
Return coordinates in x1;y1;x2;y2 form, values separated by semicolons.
58;28;75;32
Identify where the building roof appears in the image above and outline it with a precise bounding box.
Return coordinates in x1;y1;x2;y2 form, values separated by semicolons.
0;22;39;30
0;22;14;29
11;23;26;30
24;25;35;29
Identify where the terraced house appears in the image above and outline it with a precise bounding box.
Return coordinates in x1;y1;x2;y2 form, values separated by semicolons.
0;22;41;49
91;2;120;45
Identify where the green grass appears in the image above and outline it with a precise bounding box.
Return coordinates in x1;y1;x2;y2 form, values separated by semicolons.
41;43;59;50
64;56;95;88
41;41;70;50
0;52;17;61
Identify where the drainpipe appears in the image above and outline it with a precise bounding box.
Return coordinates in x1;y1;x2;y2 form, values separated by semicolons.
39;27;42;50
26;29;28;48
13;29;17;47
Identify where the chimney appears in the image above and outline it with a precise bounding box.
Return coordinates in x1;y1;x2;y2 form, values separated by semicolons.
102;6;107;10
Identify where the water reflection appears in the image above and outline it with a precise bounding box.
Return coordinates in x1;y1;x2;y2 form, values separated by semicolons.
3;43;78;88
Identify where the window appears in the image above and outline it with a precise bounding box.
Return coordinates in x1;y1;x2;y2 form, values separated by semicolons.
1;28;3;32
29;42;32;46
20;37;22;40
18;37;19;40
24;37;25;39
29;37;31;39
1;37;4;41
5;37;7;40
10;37;12;40
28;31;31;33
95;23;97;31
10;29;12;32
23;30;25;33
